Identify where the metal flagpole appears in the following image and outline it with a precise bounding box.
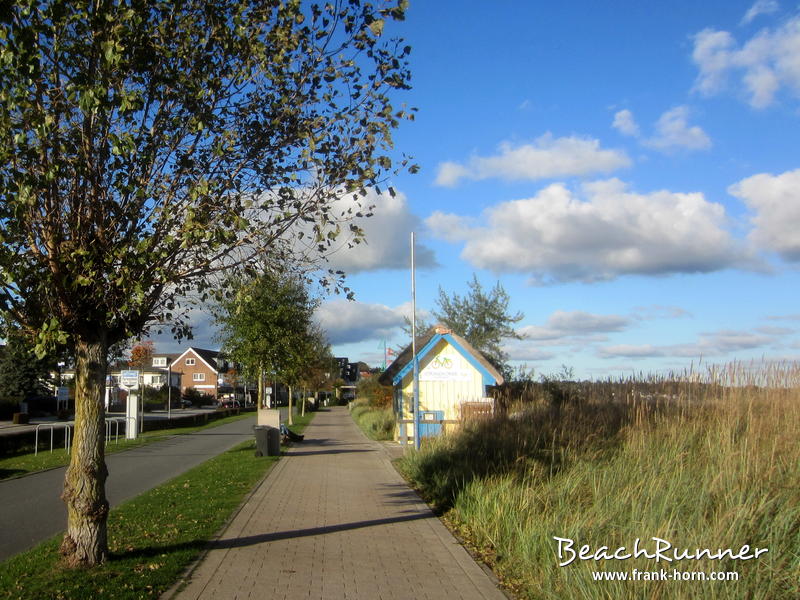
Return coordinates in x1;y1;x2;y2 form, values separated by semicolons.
411;232;421;450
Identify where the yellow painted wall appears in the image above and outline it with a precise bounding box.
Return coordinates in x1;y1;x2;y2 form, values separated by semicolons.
396;338;487;439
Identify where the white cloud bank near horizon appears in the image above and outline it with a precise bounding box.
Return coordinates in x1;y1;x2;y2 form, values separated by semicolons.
597;327;790;359
426;178;756;284
435;134;630;187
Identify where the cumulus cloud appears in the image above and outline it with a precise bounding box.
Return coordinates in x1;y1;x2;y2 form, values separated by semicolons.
741;0;779;25
614;107;711;152
424;211;476;243
434;134;630;187
320;188;437;274
643;106;712;152
315;299;410;345
692;16;800;108
519;310;631;341
503;341;557;362
426;178;755;283
612;109;641;137
728;168;800;261
597;328;785;359
766;313;800;321
632;305;692;320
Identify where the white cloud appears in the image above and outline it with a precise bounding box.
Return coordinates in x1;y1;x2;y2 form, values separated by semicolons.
426;178;756;283
503;341;557;362
597;328;786;359
519;310;631;340
741;0;779;25
435;162;470;187
612;109;640;137
632;305;691;320
692;16;800;108
643;106;712;152
315;299;409;345
612;107;711;153
728;168;800;261
424;211;475;243
320;188;437;274
766;313;800;321
434;134;630;187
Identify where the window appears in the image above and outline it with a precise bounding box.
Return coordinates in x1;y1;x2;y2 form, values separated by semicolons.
193;373;205;382
186;358;195;366
152;357;167;367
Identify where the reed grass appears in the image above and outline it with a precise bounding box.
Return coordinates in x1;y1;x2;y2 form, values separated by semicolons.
398;361;800;599
350;398;396;441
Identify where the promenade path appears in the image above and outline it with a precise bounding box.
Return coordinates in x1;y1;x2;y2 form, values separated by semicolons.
0;414;259;562
169;407;507;600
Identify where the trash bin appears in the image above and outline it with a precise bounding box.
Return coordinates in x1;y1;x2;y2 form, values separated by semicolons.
253;425;280;456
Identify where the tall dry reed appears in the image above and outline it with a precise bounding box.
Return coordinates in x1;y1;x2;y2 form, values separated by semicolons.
398;362;800;599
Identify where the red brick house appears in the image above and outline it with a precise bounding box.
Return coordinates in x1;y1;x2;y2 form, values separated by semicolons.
170;348;231;399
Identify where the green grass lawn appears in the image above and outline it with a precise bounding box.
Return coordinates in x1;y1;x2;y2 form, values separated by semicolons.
0;412;254;481
0;411;314;599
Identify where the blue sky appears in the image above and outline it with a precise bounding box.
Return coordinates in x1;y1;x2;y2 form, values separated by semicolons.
159;1;800;379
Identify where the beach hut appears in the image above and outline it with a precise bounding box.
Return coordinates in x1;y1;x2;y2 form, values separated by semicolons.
379;326;504;442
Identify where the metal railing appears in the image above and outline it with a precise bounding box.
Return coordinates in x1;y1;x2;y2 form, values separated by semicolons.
34;416;133;454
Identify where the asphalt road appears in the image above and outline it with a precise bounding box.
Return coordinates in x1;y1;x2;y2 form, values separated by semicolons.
0;414;262;562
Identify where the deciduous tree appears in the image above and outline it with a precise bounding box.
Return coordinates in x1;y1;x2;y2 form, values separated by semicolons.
0;0;412;566
127;340;154;370
432;275;523;376
214;269;320;425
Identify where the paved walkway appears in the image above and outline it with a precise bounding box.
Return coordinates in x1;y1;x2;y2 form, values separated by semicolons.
0;414;262;561
168;407;506;600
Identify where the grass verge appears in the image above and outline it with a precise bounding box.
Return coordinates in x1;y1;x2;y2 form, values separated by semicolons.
398;363;800;599
0;411;313;599
0;412;255;481
349;398;395;440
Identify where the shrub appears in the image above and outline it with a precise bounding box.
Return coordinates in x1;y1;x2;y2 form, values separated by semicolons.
181;387;215;407
355;376;393;408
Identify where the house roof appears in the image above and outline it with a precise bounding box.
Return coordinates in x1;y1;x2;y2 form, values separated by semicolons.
379;326;504;388
170;347;223;372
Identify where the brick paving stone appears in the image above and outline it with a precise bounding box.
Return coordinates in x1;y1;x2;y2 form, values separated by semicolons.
165;407;508;600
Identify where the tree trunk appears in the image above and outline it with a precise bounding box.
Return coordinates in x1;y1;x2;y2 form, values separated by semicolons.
301;387;306;417
287;384;294;425
257;366;265;408
60;334;109;567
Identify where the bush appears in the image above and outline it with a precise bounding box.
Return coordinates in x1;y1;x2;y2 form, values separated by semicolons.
355;376;393;408
181;387;216;407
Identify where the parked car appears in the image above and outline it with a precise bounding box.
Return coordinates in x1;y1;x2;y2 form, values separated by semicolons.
220;399;240;409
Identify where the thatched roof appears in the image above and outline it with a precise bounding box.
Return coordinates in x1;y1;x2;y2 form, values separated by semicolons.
379;325;504;386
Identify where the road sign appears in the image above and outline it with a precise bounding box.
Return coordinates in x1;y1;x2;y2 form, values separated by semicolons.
120;370;140;389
